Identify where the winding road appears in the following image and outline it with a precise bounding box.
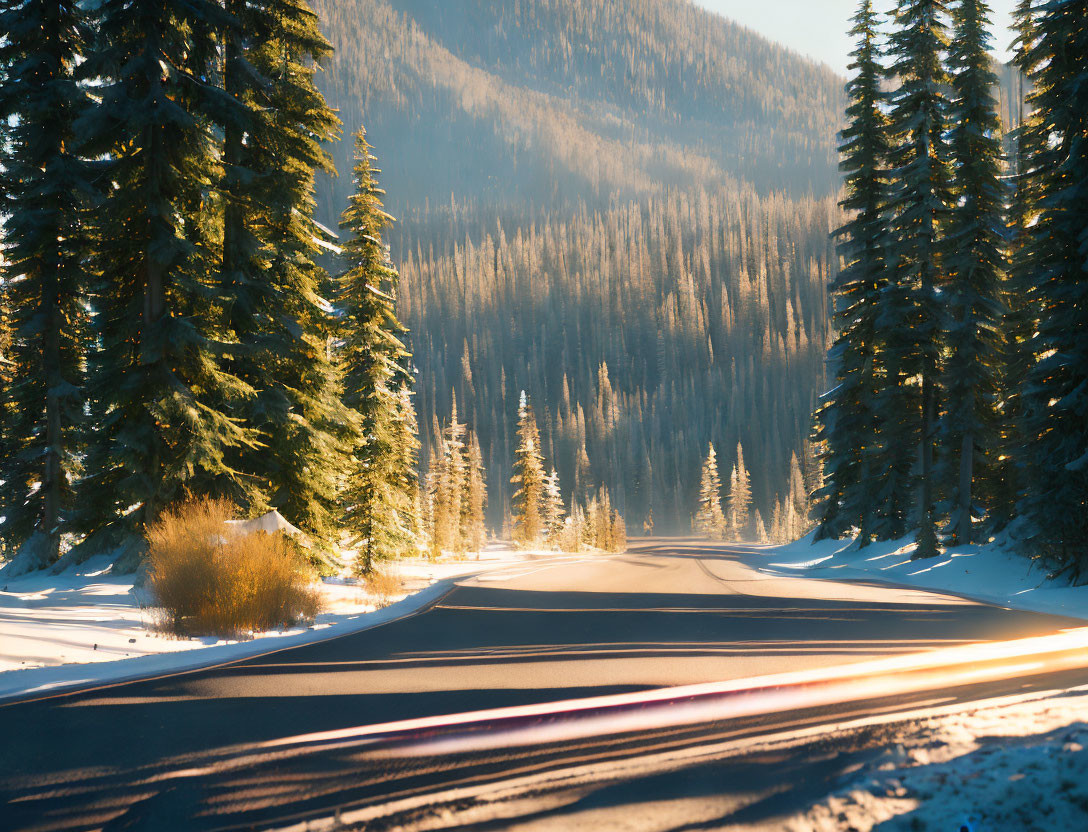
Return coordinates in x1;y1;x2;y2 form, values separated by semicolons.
2;540;1084;831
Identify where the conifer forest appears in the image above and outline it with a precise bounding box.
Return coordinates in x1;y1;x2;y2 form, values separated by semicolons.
4;3;1088;830
0;0;1086;576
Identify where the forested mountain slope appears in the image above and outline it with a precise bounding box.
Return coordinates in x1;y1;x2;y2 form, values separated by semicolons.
313;0;842;225
312;0;844;530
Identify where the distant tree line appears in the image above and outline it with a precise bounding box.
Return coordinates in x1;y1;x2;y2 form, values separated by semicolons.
816;0;1088;577
422;390;625;556
696;441;816;544
403;189;838;536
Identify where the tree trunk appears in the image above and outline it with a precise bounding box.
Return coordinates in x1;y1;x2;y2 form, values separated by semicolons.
955;430;974;545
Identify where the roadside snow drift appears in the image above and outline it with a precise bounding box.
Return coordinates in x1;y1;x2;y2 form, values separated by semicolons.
756;533;1088;621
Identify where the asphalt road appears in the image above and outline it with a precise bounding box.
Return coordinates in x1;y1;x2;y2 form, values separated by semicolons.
2;540;1084;831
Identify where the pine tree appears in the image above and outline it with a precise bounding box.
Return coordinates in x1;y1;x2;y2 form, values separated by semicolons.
464;428;488;554
695;443;726;539
754;509;769;543
771;497;786;543
941;0;1006;545
814;0;891;545
788;452;808;523
594;489;613;550
559;503;585;553
78;0;258;553
727;443;752;537
543;467;565;544
881;0;954;557
338;128;416;572
392;382;422;548
511;391;546;546
438;401;468;554
1016;0;1088;575
610;508;627;552
0;0;93;567
993;0;1039;528
218;0;346;549
428;400;474;557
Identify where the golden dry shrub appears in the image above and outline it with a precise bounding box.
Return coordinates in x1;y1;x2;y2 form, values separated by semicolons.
146;499;321;637
359;568;403;609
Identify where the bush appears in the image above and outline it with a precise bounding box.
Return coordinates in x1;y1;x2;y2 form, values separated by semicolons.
359;568;403;609
146;499;321;637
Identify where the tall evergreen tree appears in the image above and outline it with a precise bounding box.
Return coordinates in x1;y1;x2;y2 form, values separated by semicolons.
695;443;726;539
815;0;891;545
338;128;416;572
1016;0;1088;575
727;442;752;537
0;0;94;566
217;0;346;548
437;401;468;554
993;0;1039;527
542;467;565;543
788;451;810;532
464;429;488;554
941;0;1006;545
78;0;258;552
881;0;954;556
511;391;546;545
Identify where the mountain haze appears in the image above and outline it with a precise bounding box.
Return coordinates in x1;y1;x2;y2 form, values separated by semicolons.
313;0;842;225
313;0;844;531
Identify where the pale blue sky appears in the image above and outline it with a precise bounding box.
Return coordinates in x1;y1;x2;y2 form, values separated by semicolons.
692;1;1019;76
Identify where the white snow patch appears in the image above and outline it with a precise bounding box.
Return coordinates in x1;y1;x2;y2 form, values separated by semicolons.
754;532;1088;621
783;687;1088;831
0;545;536;702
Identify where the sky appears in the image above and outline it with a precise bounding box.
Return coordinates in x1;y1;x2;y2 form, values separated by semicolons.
692;1;1019;77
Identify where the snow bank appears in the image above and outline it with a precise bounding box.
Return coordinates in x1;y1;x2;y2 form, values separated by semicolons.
0;545;534;702
785;687;1088;831
752;533;1088;621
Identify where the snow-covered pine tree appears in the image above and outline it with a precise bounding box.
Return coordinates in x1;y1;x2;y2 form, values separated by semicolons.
511;391;546;546
595;488;613;549
543;467;565;545
727;443;752;537
78;0;259;553
218;0;347;550
338;129;416;573
0;0;94;566
814;0;891;545
695;443;726;539
941;0;1006;545
1016;0;1088;575
431;400;467;555
560;503;585;553
464;429;488;554
881;0;954;557
393;382;422;548
770;497;786;543
754;509;769;543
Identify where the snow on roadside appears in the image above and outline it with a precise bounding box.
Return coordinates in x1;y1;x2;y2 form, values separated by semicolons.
784;687;1088;832
0;544;537;702
751;533;1088;621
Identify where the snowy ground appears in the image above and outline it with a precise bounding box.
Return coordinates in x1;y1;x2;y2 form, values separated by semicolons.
784;686;1088;832
753;533;1088;621
0;544;542;702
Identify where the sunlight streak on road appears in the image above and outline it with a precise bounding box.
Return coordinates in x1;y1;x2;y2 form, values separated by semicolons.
255;626;1088;757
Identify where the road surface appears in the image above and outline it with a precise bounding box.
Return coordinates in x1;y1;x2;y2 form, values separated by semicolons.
2;539;1083;831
